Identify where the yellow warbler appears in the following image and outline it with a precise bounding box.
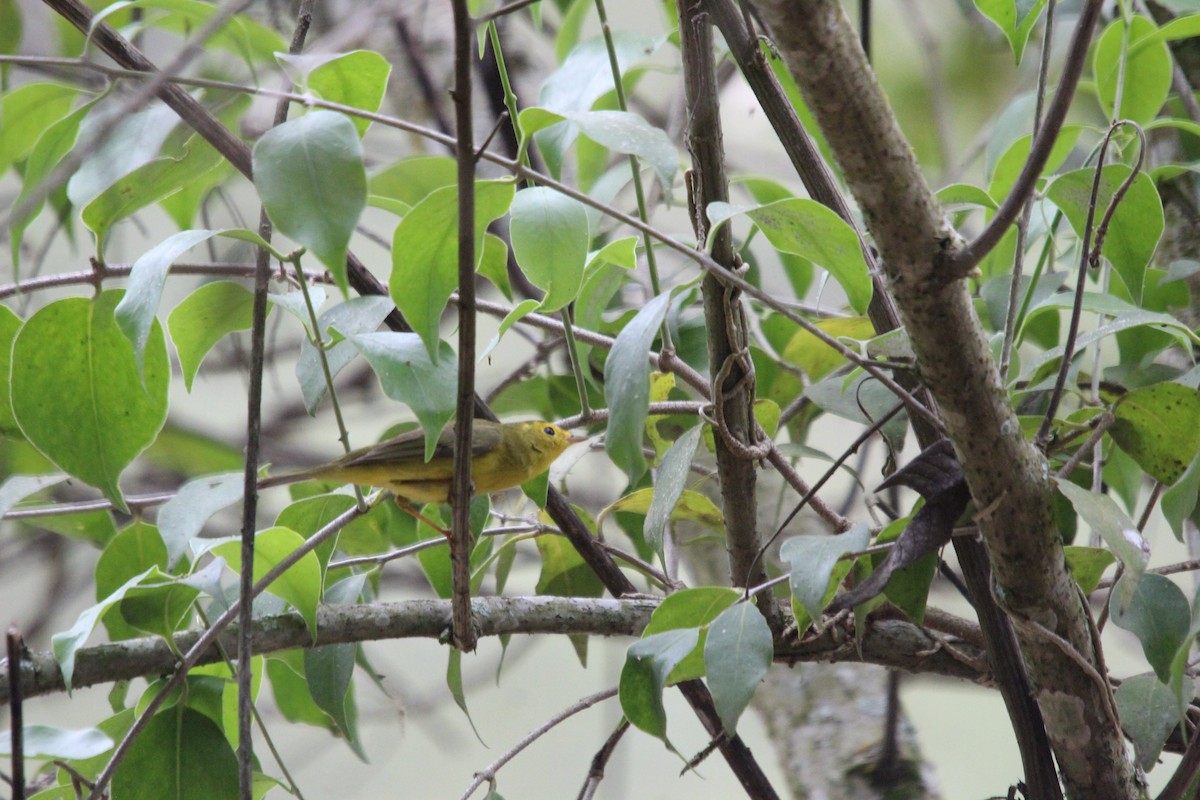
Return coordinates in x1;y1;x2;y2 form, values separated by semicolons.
260;420;584;529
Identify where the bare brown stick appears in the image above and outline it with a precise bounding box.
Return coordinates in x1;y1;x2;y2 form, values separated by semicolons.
450;0;480;654
6;627;25;800
677;0;778;629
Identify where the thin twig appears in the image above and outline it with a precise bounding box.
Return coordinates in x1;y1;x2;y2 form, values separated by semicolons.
1000;0;1057;379
950;0;1104;276
458;689;619;800
576;720;631;800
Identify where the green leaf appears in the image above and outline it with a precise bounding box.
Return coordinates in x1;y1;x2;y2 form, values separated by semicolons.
480;299;541;362
510;186;590;311
641;587;740;683
0;0;22;54
53;567;160;689
780;524;871;625
9;94;101;275
388;180;515;360
111;707;237;800
347;332;457;460
604;291;672;483
619;628;698;742
1016;310;1198;383
115;229;220;372
305;644;364;757
1110;572;1191;683
95;521;168;641
1094;15;1172;125
0;725;112;759
708;198;872;314
369;155;457;205
539;33;662;113
212;526;322;637
643;425;704;556
117;574;200;641
935;182;998;210
0;82;77;176
1116;673;1187;771
1063;545;1117;594
102;0;285;66
157;471;245;567
447;648;486;745
703;603;772;734
1110;383;1200;485
252;110;367;293
296;296;396;414
565;109;679;192
81;133;223;255
296;50;391;137
1044;165;1164;303
1162;453;1200;540
167;281;258;391
11;291;169;512
0;472;67;518
535;533;605;598
66;102;179;209
0;306;20;436
268;651;333;728
974;0;1048;63
1055;479;1147;608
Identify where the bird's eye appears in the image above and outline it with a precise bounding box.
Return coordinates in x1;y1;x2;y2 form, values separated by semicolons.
543;425;555;436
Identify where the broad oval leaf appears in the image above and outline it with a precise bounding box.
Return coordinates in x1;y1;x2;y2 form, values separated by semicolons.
703;603;773;734
305;643;362;754
388;180;515;361
780;524;871;625
510;186;590;312
1109;382;1200;485
112;707;237;800
708;198;872;314
252;110;367;294
619;628;699;742
157;471;245;568
348;332;457;459
1110;572;1191;683
642;586;740;684
296;295;396;414
167;281;258;392
1094;15;1172;125
11;291;169;512
212;526;322;636
292;50;391;137
1044;165;1164;303
1115;673;1188;772
81;133;223;255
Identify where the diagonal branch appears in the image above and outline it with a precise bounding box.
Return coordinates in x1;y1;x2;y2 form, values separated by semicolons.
745;0;1134;797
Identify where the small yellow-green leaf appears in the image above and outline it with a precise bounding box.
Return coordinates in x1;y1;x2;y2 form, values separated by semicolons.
168;281;257;391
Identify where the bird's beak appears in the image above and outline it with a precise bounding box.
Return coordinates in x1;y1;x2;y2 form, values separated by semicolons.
567;433;589;444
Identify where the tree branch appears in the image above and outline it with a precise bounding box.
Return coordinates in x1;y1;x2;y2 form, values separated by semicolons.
745;1;1136;796
0;598;991;703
